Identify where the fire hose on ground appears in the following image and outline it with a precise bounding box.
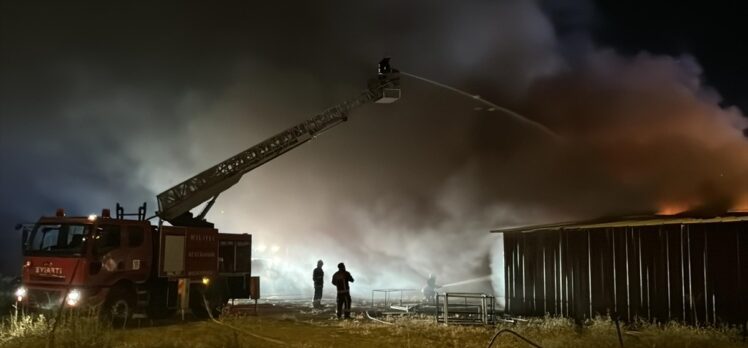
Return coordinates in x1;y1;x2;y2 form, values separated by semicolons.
201;293;287;346
486;329;543;348
364;311;394;325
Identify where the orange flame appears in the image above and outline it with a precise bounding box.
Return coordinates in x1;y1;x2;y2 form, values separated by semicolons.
656;202;690;216
729;194;748;212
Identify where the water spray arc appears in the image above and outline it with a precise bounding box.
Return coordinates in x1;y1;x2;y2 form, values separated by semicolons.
400;71;562;141
439;275;492;288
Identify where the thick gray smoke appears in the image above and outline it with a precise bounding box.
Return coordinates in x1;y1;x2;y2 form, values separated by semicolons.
2;1;747;303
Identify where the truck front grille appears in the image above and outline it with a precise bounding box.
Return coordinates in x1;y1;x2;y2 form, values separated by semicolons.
27;288;64;310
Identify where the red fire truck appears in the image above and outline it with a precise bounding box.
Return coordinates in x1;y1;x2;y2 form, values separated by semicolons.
17;205;251;320
14;59;400;322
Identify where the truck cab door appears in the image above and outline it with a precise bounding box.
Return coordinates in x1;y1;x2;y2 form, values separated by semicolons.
89;224;126;285
122;225;150;282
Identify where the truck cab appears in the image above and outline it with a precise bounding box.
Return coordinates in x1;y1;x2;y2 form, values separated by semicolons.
18;208;149;309
16;206;253;322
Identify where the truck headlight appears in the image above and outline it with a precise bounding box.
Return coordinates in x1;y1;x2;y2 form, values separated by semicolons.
14;287;27;302
66;289;82;306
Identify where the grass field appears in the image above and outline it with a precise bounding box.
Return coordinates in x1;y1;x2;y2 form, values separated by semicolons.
1;304;746;348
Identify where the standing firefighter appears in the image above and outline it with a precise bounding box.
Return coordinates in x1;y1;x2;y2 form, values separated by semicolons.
422;274;437;303
331;262;354;319
312;260;324;308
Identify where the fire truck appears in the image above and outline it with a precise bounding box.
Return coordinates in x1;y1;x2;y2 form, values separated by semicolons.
14;59;400;321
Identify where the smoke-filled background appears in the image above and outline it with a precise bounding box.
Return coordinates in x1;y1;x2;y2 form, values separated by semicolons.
2;1;748;301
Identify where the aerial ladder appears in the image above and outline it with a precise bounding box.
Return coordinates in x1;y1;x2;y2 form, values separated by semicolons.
14;59;400;319
156;58;401;226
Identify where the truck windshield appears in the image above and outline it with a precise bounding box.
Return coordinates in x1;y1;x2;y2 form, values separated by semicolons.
24;224;90;256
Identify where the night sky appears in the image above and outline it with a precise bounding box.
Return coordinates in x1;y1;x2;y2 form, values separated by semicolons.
2;1;748;296
592;1;748;110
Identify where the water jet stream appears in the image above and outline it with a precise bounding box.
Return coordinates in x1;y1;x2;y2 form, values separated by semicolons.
400;71;562;141
440;275;492;288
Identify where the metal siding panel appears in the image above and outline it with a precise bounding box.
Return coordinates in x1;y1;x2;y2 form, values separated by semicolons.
508;233;518;313
603;229;617;317
588;230;603;315
502;220;748;326
526;231;539;315
544;232;553;315
738;225;748;328
651;226;670;322
666;225;684;322
627;228;642;321
612;228;627;320
688;224;706;325
563;230;569;316
551;231;560;315
706;224;730;323
520;234;527;314
575;229;591;321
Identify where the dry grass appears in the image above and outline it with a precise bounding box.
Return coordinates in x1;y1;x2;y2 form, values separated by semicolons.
0;307;113;348
486;316;746;348
0;309;746;348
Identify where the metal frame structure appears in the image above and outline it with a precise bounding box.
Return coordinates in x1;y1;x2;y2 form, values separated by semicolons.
370;288;419;308
435;292;497;325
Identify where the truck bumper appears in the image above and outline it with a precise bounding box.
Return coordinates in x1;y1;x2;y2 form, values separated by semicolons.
17;285;109;311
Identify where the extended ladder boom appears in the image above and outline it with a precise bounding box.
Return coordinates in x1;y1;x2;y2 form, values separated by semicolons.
157;59;400;225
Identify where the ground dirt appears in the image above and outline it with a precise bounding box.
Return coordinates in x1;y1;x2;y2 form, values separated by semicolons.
1;301;747;348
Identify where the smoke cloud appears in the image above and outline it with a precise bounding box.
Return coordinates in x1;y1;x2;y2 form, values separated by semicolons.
2;1;747;303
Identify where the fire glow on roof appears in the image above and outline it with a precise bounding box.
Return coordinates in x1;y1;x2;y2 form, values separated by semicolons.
491;212;748;234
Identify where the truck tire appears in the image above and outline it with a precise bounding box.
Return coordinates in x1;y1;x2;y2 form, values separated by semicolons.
103;286;136;327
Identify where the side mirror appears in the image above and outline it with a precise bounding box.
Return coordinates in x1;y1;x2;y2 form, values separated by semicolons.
21;228;30;250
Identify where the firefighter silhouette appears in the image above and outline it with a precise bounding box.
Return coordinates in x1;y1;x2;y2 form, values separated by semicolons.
422;274;438;303
312;260;324;308
331;262;354;319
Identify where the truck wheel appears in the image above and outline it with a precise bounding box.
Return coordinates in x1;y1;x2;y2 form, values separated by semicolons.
104;286;135;327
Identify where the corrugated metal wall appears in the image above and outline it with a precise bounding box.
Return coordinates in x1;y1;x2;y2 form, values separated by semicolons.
502;222;748;325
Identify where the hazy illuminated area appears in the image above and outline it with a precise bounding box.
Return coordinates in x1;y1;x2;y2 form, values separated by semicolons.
3;2;748;307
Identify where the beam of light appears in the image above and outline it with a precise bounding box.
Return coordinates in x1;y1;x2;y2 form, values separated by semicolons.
400;71;563;141
439;275;492;288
